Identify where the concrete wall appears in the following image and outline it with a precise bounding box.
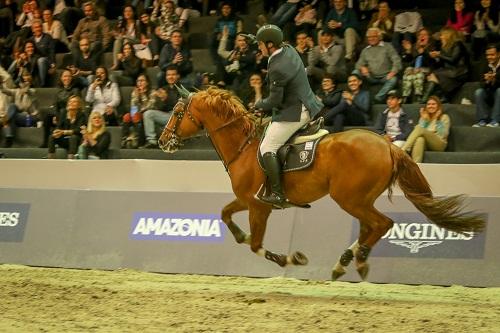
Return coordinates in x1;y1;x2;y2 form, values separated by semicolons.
1;160;499;286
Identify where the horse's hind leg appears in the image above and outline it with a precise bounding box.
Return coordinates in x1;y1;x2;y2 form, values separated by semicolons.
331;206;393;281
221;198;250;244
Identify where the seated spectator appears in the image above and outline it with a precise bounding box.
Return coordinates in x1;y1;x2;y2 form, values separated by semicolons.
111;6;141;71
113;43;144;87
8;40;47;88
307;29;347;89
425;27;469;102
402;96;450;163
85;66;121;126
392;10;422;53
316;73;342;111
294;30;314;66
445;0;474;37
240;73;268;109
367;1;395;42
47;95;87;159
157;29;192;87
473;43;500;127
210;2;243;68
354;27;401;103
374;89;413;148
28;19;56;86
293;1;317;38
141;65;180;149
77;111;111;159
40;69;81;148
217;29;257;94
401;27;436;103
471;0;500;60
321;73;370;133
71;1;111;57
152;0;180;43
138;9;161;62
122;74;154;148
323;0;360;62
68;37;99;87
0;69;39;147
42;8;69;53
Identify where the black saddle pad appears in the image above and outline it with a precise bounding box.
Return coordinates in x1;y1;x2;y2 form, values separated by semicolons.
258;136;325;173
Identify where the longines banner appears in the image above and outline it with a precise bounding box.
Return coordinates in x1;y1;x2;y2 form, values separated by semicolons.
0;189;499;287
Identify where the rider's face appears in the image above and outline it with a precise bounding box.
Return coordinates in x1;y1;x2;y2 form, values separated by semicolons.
258;41;269;57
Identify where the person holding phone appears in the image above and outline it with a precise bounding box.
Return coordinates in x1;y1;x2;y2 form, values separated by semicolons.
85;66;121;126
402;95;450;163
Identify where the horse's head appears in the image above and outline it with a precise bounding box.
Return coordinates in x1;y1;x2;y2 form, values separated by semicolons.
159;86;203;153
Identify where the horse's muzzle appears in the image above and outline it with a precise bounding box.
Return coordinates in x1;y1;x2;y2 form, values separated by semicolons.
159;133;182;153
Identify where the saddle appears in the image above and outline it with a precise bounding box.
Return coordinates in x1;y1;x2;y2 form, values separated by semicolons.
257;117;329;173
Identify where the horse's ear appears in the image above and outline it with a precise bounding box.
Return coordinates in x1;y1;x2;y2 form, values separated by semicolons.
175;84;190;98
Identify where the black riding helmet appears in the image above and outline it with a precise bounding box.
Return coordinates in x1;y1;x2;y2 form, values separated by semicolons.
256;24;283;46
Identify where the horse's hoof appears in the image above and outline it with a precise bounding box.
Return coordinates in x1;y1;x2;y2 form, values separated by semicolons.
331;270;345;281
357;263;370;281
291;251;308;266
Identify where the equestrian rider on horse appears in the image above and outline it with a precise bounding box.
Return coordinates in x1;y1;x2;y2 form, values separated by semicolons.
255;25;324;208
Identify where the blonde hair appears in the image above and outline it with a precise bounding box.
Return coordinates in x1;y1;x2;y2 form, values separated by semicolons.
440;27;462;51
86;111;106;139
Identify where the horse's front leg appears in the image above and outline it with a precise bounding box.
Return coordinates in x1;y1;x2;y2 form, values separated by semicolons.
248;203;309;267
221;198;251;244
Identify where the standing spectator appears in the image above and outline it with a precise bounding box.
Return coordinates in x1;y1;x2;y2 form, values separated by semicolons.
47;95;87;159
307;29;347;88
473;44;500;127
323;0;360;62
471;0;500;60
39;69;81;148
354;27;401;103
374;89;413;148
367;1;395;42
294;30;314;66
77;111;111;159
402;96;450;163
28;19;56;86
71;1;111;57
321;73;370;132
113;43;144;87
85;66;121;126
141;65;180;148
122;74;154;148
446;0;474;36
0;69;39;148
401;27;435;103
210;2;243;67
68;37;99;87
217;29;257;93
111;6;141;70
42;8;69;52
425;27;469;102
157;29;192;87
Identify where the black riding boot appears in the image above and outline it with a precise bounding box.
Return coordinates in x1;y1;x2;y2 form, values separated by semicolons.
259;152;287;208
419;81;437;104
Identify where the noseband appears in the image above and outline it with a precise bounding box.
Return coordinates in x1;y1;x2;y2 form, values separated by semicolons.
159;95;203;152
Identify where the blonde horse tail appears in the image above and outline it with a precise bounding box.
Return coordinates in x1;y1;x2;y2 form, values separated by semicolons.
389;145;486;234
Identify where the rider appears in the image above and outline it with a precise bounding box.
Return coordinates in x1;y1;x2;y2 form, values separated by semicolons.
254;24;324;208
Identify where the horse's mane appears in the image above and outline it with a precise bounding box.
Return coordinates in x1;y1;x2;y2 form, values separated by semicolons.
195;87;264;137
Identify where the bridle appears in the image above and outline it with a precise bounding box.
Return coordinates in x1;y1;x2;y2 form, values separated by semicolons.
159;94;255;173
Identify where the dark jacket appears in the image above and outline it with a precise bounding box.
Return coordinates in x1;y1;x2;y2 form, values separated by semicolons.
86;130;111;159
28;33;56;65
255;45;324;122
374;108;413;141
56;110;87;136
159;43;193;76
55;85;81;114
479;60;500;91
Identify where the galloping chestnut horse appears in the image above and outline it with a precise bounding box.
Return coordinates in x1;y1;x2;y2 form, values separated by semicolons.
159;87;485;280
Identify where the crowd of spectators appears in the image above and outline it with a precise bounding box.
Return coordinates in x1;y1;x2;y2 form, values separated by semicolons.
0;0;498;162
